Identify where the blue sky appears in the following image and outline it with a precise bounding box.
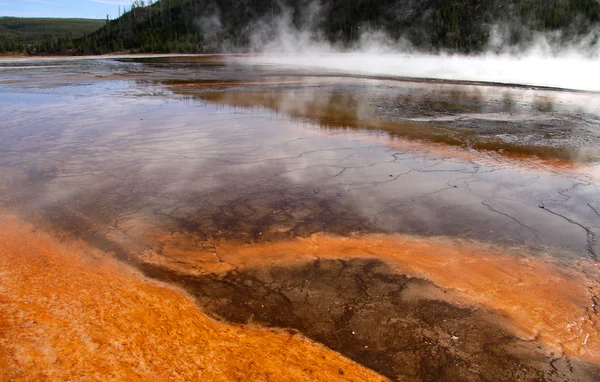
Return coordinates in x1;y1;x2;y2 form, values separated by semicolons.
0;0;135;19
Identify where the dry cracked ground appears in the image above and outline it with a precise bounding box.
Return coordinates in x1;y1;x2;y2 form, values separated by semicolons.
1;56;600;381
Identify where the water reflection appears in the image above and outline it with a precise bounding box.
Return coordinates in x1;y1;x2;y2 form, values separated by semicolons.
171;86;600;164
0;86;598;258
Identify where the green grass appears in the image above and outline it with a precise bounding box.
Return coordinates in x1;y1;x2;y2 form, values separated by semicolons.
0;17;104;44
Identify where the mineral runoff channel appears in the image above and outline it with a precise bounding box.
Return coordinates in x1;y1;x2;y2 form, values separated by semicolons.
1;55;600;381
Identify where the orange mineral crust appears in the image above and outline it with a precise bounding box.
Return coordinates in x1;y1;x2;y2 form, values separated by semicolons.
144;232;600;363
0;215;387;382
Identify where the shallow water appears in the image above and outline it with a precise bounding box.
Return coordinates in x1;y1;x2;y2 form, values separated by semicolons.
1;56;600;381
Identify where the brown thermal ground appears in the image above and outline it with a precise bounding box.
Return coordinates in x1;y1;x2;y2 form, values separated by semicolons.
143;232;600;363
0;213;385;382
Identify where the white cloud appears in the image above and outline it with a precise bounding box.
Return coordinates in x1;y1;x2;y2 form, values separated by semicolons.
23;0;55;4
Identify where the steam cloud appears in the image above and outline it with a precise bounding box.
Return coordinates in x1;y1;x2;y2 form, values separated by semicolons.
227;2;600;92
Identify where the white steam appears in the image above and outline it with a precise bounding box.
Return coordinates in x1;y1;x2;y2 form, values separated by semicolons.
196;6;223;46
240;53;600;92
232;3;600;92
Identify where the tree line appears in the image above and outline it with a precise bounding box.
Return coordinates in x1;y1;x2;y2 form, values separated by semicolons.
0;17;104;54
10;0;600;55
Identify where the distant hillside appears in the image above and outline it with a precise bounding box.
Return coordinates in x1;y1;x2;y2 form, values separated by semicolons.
0;17;104;53
30;0;600;55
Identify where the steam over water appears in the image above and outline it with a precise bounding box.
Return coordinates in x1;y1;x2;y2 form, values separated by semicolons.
239;53;600;92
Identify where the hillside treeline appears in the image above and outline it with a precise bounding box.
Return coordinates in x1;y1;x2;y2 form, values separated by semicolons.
27;0;600;55
0;17;104;54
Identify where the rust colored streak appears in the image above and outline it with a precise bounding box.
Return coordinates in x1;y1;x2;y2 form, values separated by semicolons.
303;127;593;175
155;55;228;63
144;233;600;363
0;215;387;381
170;80;306;87
192;90;600;166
